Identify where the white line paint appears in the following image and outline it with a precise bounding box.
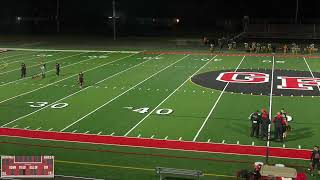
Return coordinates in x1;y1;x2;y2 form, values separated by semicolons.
222;140;225;144
1;53;139;127
110;132;115;136
303;57;320;92
60;54;190;132
36;127;41;130
207;139;211;142
283;144;286;148
0;47;140;54
0;51;37;61
298;145;301;149
192;56;246;141
48;128;53;131
178;137;182;141
137;134;141;138
72;130;77;133
97;131;102;135
0;52;71;75
150;135;155;138
237;141;239;144
0;52;87;87
252;142;255;146
84;131;90;134
24;126;30;129
164;136;168;140
12;125;18;128
124;55;217;136
267;57;275;148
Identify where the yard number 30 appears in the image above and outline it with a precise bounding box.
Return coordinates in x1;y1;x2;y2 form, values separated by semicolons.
27;102;69;109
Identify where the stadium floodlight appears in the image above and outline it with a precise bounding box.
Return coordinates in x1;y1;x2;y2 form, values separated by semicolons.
176;18;180;23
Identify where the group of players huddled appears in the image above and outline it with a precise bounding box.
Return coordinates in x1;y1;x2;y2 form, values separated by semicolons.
249;108;291;142
20;62;84;88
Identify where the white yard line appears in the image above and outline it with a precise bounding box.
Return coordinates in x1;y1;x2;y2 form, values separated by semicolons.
0;52;87;87
48;128;53;131
72;130;77;133
303;57;320;92
84;131;90;134
60;54;190;132
0;51;37;61
192;56;246;141
1;47;141;54
267;56;275;147
0;52;66;75
0;53;139;127
124;55;217;136
0;53;135;106
36;127;41;130
97;131;102;135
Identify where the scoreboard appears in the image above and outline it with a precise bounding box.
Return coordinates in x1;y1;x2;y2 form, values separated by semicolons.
1;156;54;178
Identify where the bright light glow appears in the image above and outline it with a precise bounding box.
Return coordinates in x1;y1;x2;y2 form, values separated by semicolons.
108;16;113;19
176;18;180;23
16;17;22;21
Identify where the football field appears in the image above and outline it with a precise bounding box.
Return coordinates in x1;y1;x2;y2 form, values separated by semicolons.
0;48;320;155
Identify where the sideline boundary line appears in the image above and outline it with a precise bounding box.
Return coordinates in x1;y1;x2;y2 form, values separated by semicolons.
1;48;140;54
303;57;320;92
0;128;312;160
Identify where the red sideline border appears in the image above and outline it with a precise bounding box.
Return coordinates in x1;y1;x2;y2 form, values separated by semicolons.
0;128;311;160
144;51;320;59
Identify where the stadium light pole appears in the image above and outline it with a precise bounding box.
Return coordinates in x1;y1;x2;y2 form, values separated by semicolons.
112;0;116;40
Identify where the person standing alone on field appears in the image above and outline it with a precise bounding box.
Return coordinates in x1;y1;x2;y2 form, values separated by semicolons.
20;63;26;78
250;110;260;137
40;64;46;78
78;72;84;88
308;146;320;176
56;63;60;76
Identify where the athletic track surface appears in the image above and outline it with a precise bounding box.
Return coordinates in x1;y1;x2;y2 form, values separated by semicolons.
0;128;311;161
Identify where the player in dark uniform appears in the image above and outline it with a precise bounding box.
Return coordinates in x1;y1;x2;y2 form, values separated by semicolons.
250;110;260;137
260;109;270;140
78;72;84;88
56;63;60;76
20;63;26;78
309;146;320;176
272;112;285;142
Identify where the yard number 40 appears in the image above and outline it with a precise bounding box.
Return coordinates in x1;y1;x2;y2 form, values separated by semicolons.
27;102;69;109
132;107;173;115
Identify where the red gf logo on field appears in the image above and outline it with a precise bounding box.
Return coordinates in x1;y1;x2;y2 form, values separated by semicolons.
216;72;269;84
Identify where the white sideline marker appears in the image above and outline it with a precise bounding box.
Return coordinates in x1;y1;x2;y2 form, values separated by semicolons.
84;131;90;134
237;141;239;144
298;145;301;149
24;126;30;129
110;132;115;136
137;134;141;138
222;140;225;144
72;130;77;133
164;136;168;140
178;137;182;141
12;125;18;128
97;131;102;135
48;128;53;131
150;135;155;138
36;127;41;130
207;139;211;143
252;142;255;146
283;144;286;148
192;56;246;142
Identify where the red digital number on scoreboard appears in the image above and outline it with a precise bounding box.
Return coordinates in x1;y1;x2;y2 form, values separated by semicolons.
1;156;54;178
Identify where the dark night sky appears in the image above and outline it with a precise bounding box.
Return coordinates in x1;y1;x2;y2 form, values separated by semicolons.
0;0;318;19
